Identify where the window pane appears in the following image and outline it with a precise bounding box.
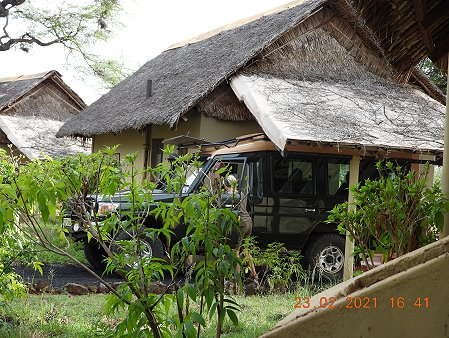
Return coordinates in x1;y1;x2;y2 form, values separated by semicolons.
271;157;314;194
204;160;246;195
328;159;350;196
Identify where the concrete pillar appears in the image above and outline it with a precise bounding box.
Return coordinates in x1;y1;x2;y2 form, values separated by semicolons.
343;155;360;281
441;54;449;238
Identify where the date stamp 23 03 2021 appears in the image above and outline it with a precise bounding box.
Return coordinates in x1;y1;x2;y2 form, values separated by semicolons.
294;296;430;312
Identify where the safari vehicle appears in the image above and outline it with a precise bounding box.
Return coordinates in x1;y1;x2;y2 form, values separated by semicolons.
64;133;413;280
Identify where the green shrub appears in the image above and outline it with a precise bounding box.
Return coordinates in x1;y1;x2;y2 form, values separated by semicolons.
245;238;305;292
328;162;449;269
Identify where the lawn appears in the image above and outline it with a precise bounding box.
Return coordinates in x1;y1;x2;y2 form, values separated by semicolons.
0;292;301;337
0;294;121;337
5;222;317;337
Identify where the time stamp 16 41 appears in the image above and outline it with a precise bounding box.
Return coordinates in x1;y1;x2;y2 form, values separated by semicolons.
294;296;430;310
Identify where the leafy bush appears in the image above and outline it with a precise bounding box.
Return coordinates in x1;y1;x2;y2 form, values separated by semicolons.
328;162;449;269
0;147;244;337
0;237;29;306
0;150;31;308
244;238;305;292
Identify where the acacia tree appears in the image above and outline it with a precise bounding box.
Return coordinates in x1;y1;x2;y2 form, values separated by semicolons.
0;0;128;87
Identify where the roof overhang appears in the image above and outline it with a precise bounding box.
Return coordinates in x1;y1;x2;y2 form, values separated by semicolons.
0;115;90;159
230;74;445;156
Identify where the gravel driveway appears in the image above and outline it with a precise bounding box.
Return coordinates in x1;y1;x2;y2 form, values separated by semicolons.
15;263;122;288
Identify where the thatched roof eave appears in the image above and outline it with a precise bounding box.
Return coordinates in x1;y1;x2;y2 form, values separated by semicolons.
56;0;328;138
57;0;448;138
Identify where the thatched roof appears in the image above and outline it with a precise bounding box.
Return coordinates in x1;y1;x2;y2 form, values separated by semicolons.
57;0;447;138
0;71;85;112
57;0;327;137
0;115;90;159
344;0;449;76
231;73;444;154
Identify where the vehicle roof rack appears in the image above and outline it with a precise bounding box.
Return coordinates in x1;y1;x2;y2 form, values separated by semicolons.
164;133;269;153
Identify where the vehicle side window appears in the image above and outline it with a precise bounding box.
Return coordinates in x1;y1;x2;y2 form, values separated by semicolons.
327;159;350;196
203;160;246;195
250;159;263;202
271;156;314;195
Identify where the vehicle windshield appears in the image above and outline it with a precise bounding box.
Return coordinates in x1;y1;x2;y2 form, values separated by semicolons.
154;162;207;193
182;164;204;193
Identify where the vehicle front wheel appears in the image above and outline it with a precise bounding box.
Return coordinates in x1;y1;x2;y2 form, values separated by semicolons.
84;240;108;271
112;230;165;267
304;234;345;282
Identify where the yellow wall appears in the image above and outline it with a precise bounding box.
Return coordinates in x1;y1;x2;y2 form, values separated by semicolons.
91;112;263;172
199;116;262;141
93;129;145;170
151;112;201;139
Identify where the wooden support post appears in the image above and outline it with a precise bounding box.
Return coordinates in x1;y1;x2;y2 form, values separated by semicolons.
343;155;360;281
142;125;152;181
441;54;449;238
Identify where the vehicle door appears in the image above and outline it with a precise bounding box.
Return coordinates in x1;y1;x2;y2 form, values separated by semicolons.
201;158;247;206
201;156;266;241
266;153;319;248
322;157;351;212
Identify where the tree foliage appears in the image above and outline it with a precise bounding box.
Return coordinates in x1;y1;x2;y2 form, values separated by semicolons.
418;58;447;93
0;0;128;87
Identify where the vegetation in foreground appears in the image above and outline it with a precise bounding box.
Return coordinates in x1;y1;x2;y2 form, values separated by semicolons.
0;147;297;337
0;293;300;338
1;150;445;337
329;162;448;269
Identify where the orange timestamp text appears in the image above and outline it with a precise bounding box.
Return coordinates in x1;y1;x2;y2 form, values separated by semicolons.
294;296;430;310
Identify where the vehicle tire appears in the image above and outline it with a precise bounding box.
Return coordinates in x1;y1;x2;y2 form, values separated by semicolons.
84;240;108;271
304;234;345;282
113;229;165;265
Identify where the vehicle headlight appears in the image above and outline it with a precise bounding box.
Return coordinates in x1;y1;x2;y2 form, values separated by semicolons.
97;202;119;216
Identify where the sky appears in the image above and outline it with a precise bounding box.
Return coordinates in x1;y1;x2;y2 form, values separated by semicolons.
0;0;289;104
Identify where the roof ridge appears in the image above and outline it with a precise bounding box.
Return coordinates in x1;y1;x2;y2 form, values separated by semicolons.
166;0;307;50
0;70;57;83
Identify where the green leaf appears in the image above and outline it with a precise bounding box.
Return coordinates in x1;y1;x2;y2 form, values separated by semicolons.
176;289;184;310
184;320;197;338
209;302;218;320
36;189;50;222
435;211;444;230
33;261;44;276
185;284;197;302
226;308;239;326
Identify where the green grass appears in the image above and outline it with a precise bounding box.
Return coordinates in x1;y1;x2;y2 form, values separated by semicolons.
202;293;296;337
0;294;123;337
0;291;306;338
34;240;87;265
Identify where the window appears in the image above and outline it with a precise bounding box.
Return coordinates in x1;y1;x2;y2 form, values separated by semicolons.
203;160;247;195
271;157;314;194
327;159;350;196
